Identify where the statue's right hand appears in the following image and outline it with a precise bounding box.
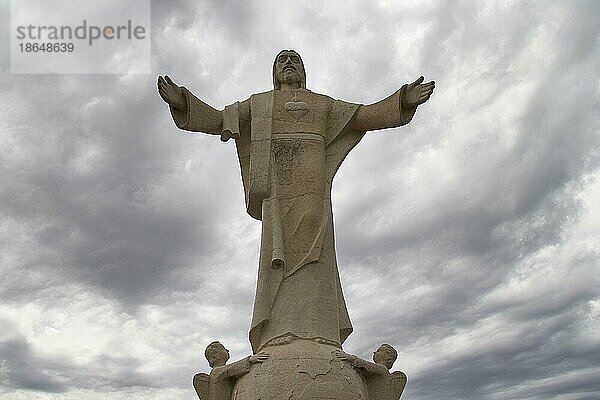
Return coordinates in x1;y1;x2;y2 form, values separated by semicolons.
157;75;186;110
332;350;356;364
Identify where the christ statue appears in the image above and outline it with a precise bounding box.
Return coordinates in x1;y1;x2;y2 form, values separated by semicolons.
158;50;434;354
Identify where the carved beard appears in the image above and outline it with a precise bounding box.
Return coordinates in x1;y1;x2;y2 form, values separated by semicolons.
276;68;303;85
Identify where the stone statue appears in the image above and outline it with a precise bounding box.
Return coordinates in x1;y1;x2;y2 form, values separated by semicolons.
158;50;434;399
193;341;269;400
333;344;407;400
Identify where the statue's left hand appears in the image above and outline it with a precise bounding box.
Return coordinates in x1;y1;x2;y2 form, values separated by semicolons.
401;76;435;109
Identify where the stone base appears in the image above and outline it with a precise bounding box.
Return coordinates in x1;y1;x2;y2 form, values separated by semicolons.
232;339;367;400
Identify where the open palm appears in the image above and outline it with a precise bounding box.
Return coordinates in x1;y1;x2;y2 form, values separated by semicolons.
402;76;435;109
157;75;186;110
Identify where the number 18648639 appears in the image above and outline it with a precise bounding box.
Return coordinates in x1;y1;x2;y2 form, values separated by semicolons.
19;42;74;52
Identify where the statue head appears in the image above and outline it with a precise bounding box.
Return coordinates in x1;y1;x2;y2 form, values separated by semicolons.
273;49;306;90
373;343;397;370
205;341;230;368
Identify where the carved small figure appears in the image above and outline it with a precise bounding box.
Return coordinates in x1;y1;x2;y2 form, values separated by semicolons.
333;344;407;400
193;341;269;400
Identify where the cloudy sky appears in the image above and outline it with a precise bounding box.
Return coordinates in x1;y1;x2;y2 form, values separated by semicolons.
1;0;599;399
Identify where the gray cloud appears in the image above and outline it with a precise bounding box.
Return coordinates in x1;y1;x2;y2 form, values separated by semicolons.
0;335;164;394
0;337;66;393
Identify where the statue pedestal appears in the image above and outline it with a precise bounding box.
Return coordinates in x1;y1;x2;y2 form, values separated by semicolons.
233;339;367;400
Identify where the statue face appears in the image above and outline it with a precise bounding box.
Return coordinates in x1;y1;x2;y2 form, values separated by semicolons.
373;347;386;365
275;51;304;86
207;342;230;367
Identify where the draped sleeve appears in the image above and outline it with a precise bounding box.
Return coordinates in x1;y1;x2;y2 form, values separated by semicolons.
349;84;417;132
169;87;223;134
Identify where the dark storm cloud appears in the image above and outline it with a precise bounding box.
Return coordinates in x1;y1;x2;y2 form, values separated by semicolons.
406;300;600;400
0;337;66;393
0;336;162;393
0;73;230;307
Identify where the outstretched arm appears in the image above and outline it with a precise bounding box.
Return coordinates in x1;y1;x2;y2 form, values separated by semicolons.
157;75;223;135
333;350;388;377
221;354;269;380
350;76;435;132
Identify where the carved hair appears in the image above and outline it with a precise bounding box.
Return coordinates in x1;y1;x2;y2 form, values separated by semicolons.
378;343;398;366
205;341;227;367
272;49;306;90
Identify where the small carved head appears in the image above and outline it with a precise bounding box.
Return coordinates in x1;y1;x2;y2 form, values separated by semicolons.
273;49;306;89
373;344;398;370
205;341;230;368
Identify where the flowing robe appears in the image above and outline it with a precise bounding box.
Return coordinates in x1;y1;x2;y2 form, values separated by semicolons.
170;86;416;353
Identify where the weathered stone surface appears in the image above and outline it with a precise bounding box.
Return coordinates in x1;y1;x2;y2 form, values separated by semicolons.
158;50;434;400
233;339;366;400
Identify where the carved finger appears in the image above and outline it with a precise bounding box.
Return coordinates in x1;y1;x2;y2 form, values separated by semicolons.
165;75;175;86
410;76;424;88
